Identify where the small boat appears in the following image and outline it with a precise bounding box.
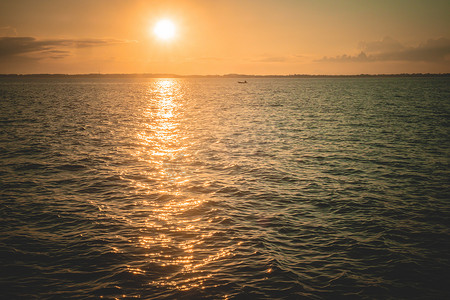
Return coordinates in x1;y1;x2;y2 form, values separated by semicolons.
238;80;247;84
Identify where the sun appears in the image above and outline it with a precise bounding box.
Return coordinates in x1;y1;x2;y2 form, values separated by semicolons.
153;19;176;40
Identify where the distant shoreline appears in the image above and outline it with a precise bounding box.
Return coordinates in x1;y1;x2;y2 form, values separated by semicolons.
0;73;449;79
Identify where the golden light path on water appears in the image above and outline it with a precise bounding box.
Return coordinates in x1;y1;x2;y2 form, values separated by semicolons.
130;79;235;292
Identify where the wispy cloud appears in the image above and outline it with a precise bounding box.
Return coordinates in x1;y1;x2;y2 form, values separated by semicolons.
251;54;307;63
194;56;225;61
252;56;287;63
73;38;134;48
0;26;18;36
0;36;135;60
319;37;450;63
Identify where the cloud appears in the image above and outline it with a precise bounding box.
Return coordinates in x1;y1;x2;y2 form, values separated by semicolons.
319;37;450;63
359;36;405;54
0;36;134;60
251;54;307;63
320;52;369;63
0;26;18;36
194;56;225;61
73;38;135;48
252;56;288;63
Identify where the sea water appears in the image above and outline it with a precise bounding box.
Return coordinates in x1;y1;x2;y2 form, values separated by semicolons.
1;77;449;299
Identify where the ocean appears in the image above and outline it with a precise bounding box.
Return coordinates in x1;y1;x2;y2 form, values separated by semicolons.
1;77;449;299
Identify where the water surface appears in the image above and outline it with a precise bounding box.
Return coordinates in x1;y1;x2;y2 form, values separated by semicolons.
1;77;449;299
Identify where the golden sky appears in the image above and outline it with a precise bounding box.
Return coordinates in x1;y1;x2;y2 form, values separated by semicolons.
1;0;449;75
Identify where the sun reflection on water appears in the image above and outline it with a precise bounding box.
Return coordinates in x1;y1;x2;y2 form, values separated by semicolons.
129;79;234;292
136;79;183;161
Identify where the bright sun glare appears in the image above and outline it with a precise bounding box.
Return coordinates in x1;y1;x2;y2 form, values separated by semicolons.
153;19;176;40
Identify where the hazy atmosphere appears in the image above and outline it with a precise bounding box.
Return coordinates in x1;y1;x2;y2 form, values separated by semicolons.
1;0;449;75
1;1;449;299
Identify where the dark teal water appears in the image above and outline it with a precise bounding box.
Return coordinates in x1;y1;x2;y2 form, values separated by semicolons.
1;77;449;299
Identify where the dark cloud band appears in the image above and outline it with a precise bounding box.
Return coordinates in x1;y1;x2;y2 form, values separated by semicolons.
319;37;450;63
0;36;134;59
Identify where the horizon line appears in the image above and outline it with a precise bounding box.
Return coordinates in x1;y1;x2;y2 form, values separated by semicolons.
0;72;449;78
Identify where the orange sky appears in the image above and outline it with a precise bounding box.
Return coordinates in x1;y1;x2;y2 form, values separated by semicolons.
1;0;449;75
